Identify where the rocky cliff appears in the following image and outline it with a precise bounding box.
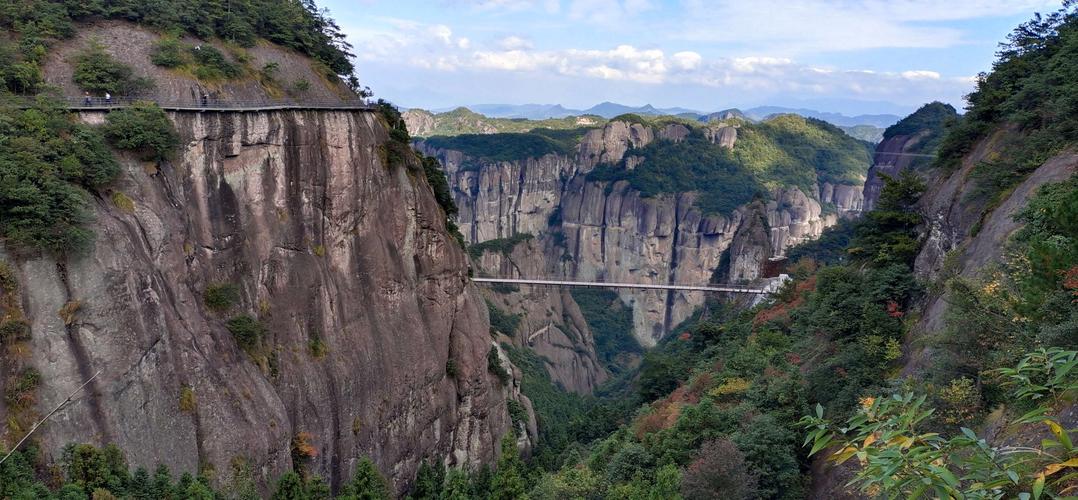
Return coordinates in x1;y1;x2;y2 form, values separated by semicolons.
422;119;866;347
0;109;525;493
474;239;608;394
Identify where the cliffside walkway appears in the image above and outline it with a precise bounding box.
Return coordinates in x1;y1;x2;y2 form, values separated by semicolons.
472;277;765;294
31;97;376;112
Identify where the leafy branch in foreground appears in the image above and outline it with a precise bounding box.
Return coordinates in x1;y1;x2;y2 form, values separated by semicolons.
801;348;1078;499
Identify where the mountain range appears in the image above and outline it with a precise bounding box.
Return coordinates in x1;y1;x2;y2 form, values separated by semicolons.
436;101;903;128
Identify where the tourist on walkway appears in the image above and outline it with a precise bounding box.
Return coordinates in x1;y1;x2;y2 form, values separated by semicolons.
105;92;112;105
83;92;91;106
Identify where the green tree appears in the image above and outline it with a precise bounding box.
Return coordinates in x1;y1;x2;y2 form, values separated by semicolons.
271;472;307;500
72;42;153;95
803;349;1078;499
340;457;391;500
410;460;444;499
489;435;526;500
102;102;178;161
441;468;472;500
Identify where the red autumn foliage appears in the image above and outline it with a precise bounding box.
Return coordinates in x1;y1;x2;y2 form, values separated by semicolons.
292;431;318;459
785;353;802;365
633;401;683;439
753;276;816;327
834;367;848;378
1063;266;1078;302
679;332;692;341
886;300;904;318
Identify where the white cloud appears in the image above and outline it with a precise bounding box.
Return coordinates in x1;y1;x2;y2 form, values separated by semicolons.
901;70;941;80
498;36;534;50
567;0;656;25
678;0;1059;53
344;6;1013;107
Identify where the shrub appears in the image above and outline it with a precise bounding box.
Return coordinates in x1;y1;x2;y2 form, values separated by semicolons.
103;102;179;160
507;399;528;428
681;439;758;500
291;79;310;93
203;283;239;312
308;337;327;358
486;300;521;337
73;43;153;95
0;101;120;253
445;358;458;378
0;319;31;343
111;192;134;213
5;367;42;408
178;386;196;413
291;431;318;461
149;37;186;68
226;315;265;351
487;346;510;384
58;300;81;325
258;62;279;81
188;45;240;80
0;261;17;292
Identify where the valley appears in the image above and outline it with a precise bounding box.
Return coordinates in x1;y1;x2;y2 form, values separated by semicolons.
0;1;1076;499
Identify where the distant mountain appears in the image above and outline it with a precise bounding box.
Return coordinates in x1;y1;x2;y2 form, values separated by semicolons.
839;125;885;143
743;106;902;128
698;109;747;122
582;101;703;118
450;102;706;120
466;103;580;120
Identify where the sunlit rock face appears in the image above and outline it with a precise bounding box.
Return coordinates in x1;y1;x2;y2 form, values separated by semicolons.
3;109;524;495
422;119;864;347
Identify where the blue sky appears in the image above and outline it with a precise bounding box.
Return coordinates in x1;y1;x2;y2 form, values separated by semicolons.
324;0;1064;115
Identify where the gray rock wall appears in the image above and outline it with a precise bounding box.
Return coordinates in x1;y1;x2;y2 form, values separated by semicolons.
426;120;865;347
1;109;519;494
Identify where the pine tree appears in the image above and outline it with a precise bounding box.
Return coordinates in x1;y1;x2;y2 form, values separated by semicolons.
271;472;307;500
489;435;526;500
410;460;444;500
339;457;391;500
441;469;472;500
150;464;174;499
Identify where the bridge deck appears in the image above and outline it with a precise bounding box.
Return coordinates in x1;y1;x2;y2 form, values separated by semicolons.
472;277;764;294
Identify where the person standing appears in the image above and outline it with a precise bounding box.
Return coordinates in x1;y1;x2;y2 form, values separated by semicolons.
83;91;91;106
105;92;112;105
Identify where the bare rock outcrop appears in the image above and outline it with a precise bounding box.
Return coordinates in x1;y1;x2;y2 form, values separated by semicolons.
475;240;608;394
1;109;521;494
426;119;865;347
903;130;1077;374
403;109;437;137
704;125;738;149
578;121;655;168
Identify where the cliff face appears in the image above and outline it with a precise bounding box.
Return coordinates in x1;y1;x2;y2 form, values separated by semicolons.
903;136;1077;373
475;240;608;394
423;120;865;347
1;109;521;492
862;130;932;211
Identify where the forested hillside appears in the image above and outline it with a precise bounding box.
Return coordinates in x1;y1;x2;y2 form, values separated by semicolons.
587;114;871;215
491;4;1078;499
1;0;356;83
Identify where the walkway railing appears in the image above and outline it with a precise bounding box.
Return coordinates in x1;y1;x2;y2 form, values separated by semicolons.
471;277;766;294
19;96;375;112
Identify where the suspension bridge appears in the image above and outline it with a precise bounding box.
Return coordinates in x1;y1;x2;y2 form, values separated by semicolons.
471;277;766;294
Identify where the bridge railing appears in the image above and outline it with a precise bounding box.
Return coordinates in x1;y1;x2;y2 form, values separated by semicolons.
14;96;375;110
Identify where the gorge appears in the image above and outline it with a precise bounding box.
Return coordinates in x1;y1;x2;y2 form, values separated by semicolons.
2;1;1077;499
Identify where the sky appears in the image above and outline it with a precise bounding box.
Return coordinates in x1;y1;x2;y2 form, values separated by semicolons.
324;0;1065;116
